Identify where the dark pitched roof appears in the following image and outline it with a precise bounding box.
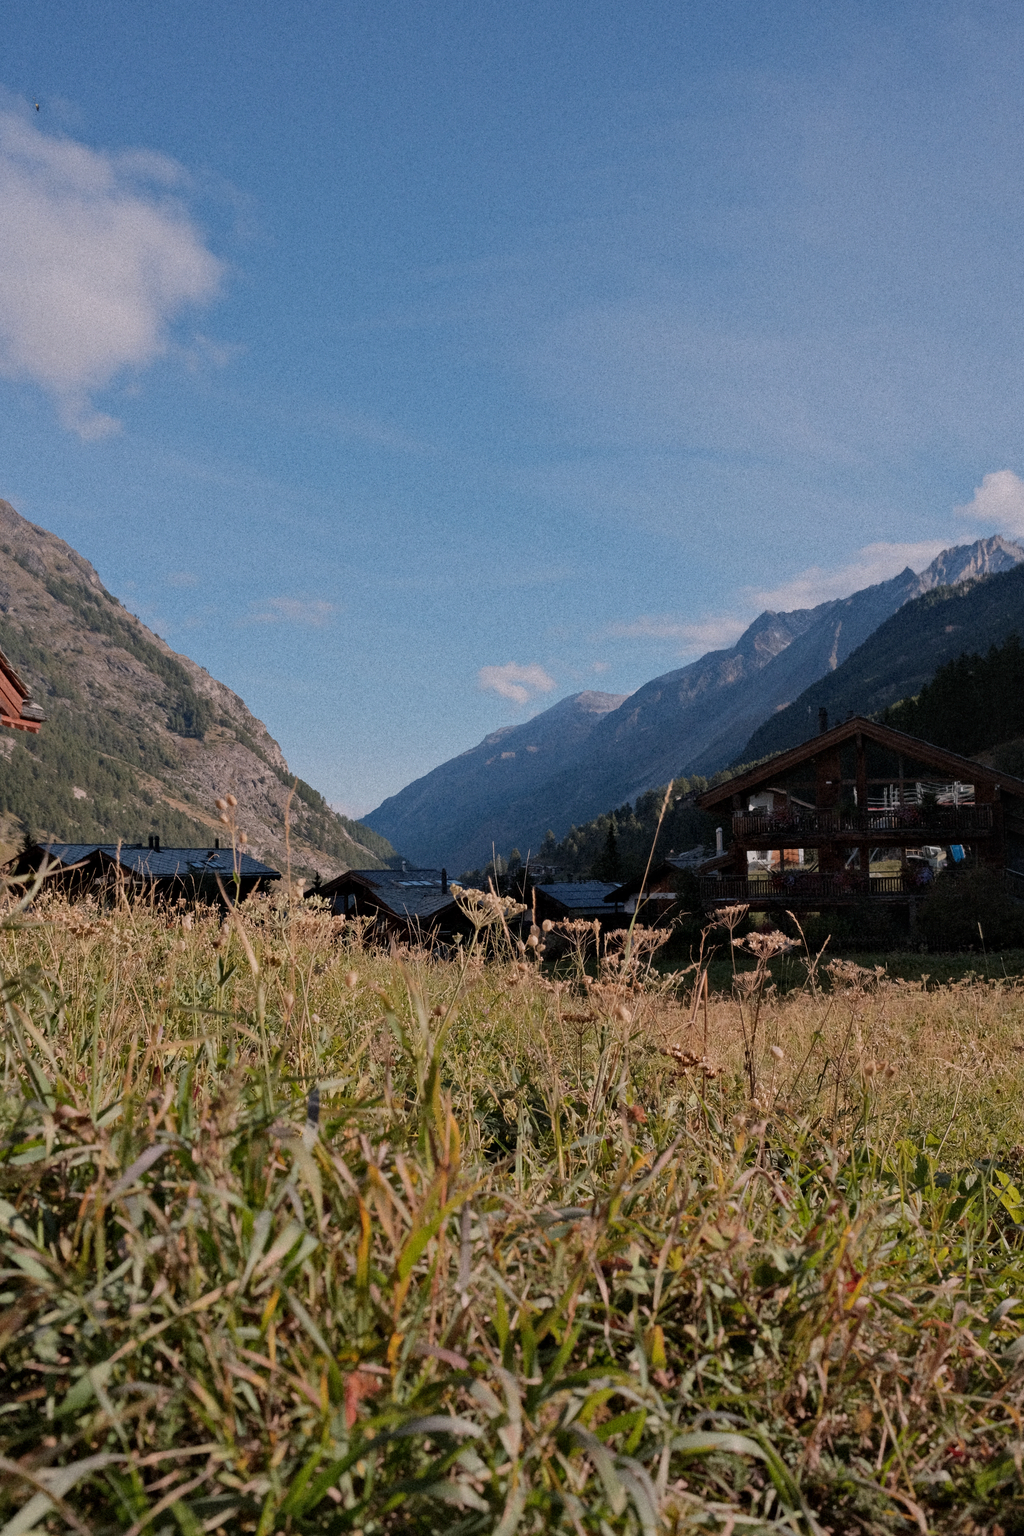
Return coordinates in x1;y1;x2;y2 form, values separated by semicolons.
602;853;717;903
37;844;279;880
534;881;621;912
698;715;1024;810
320;868;457;920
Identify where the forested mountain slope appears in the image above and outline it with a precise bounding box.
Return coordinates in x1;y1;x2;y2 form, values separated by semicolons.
0;499;394;878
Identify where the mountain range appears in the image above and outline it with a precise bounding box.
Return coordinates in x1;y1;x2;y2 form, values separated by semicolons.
740;556;1024;762
0;499;394;878
365;536;1024;871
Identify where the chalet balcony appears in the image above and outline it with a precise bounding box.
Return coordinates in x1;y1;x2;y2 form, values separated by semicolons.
699;872;933;907
731;805;992;841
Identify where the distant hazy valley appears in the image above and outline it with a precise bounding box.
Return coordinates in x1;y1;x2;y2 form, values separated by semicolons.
3;493;1023;885
365;536;1024;872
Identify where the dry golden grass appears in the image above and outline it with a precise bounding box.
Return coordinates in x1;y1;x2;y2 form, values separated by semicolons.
3;888;1024;1532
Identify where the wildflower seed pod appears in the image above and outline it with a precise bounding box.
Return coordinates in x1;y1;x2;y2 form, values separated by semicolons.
226;793;237;807
771;1045;784;1061
344;969;359;989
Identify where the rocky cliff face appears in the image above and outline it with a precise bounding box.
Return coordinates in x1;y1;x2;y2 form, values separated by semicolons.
366;537;1024;869
0;499;393;877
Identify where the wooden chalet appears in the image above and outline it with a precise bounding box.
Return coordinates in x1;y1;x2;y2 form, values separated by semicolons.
0;646;43;733
9;841;279;903
696;716;1024;921
313;868;468;943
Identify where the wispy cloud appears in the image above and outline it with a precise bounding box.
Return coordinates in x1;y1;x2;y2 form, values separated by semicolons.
166;569;198;588
478;662;556;706
607;614;747;649
749;540;949;613
0;107;223;438
956;469;1024;536
246;597;337;627
606;539;951;661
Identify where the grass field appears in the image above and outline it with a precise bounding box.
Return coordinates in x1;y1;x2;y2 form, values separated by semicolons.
4;885;1024;1533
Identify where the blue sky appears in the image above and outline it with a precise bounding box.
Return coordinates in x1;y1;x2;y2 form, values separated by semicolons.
2;2;1024;813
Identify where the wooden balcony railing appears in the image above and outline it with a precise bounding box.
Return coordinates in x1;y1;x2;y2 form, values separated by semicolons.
699;872;930;904
731;805;991;839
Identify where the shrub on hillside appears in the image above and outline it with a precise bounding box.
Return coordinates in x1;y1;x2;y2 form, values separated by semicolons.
918;864;1024;950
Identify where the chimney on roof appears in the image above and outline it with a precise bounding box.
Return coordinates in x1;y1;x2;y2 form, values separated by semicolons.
214;837;219;849
441;867;448;894
818;707;829;735
153;835;160;852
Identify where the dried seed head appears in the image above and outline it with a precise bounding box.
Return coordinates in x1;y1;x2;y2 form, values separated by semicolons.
614;1003;632;1023
542;919;553;932
238;831;248;847
225;793;238;807
312;1013;321;1024
344;969;359;990
283;990;295;1012
219;812;231;825
530;924;541;938
770;1044;784;1061
215;797;227;811
181;915;193;931
526;934;539;948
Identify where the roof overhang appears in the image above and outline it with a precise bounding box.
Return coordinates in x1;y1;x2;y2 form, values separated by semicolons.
697;716;1024;810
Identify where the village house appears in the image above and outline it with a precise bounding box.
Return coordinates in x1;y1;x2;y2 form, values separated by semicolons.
313;867;468;944
601;847;727;923
532;880;625;924
9;840;279;903
695;715;1024;924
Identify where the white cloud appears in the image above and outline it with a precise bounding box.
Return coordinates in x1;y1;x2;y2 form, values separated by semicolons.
247;597;337;627
478;662;557;706
0;108;223;437
956;469;1024;536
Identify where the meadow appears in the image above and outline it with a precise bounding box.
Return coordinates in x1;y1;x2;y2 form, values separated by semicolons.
4;883;1024;1533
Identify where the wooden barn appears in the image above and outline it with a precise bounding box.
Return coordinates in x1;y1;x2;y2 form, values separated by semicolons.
9;841;279;903
696;715;1024;921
